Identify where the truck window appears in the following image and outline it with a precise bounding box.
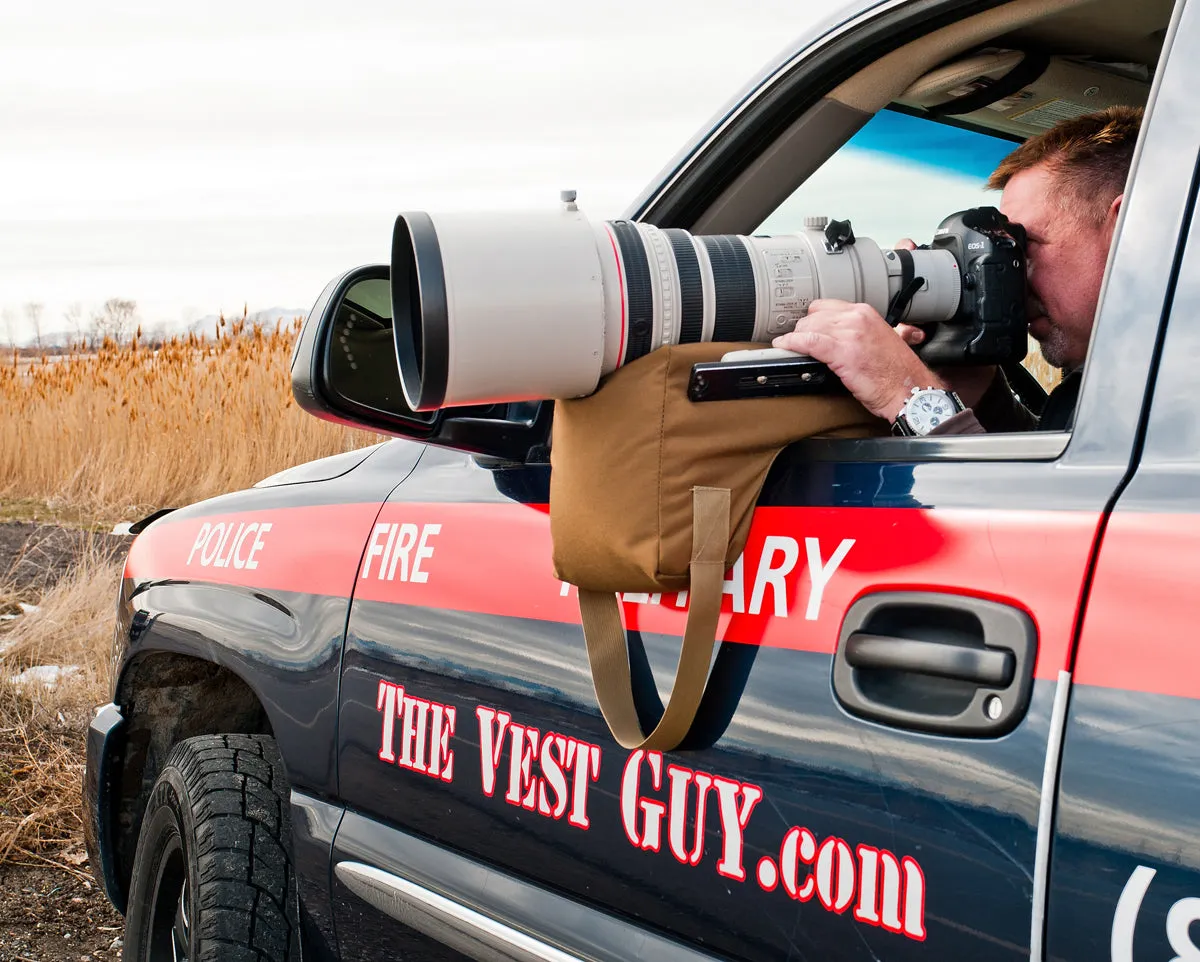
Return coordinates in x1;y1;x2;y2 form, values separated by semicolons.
757;109;1016;242
758;109;1061;395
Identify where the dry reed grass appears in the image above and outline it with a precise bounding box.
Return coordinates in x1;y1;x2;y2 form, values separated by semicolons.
1023;340;1062;393
0;541;123;870
0;313;379;519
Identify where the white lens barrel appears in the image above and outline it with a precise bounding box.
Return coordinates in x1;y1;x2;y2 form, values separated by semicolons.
392;210;609;410
392;210;970;410
884;248;963;324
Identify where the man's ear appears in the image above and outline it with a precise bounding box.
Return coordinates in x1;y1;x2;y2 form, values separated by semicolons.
1104;192;1124;244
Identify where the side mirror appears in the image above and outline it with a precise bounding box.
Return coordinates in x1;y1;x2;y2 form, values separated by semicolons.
291;264;551;463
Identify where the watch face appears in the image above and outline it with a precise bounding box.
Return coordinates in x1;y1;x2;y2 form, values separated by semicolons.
905;389;959;435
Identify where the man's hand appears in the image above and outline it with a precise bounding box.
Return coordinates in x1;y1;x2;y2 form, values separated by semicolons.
772;299;943;422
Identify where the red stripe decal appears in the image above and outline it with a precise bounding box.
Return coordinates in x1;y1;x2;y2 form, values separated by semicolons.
1075;513;1200;699
124;503;384;599
126;501;1103;684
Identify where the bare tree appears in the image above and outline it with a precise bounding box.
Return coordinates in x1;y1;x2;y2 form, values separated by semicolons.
1;307;16;348
95;298;137;344
63;302;85;346
24;302;44;352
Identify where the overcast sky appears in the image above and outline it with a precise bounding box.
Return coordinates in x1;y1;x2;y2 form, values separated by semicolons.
0;0;838;343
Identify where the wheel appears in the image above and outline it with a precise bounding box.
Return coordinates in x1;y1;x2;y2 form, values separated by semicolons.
122;734;301;962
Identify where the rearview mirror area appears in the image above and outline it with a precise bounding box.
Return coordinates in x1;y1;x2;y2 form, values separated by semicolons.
291;264;553;464
292;264;440;438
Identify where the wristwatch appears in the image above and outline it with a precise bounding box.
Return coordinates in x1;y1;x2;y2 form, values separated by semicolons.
892;386;965;436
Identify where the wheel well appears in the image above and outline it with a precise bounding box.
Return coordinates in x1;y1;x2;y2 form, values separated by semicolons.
112;652;274;905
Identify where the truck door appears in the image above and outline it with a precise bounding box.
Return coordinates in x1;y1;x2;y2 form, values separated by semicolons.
1046;143;1200;962
326;11;1197;962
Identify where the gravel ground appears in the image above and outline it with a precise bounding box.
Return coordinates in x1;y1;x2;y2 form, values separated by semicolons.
0;863;124;962
0;522;129;599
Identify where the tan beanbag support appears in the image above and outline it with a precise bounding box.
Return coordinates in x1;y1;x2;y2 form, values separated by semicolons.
551;342;882;749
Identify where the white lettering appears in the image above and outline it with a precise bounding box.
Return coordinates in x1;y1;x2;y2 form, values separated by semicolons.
667;767;713;866
620;750;665;852
900;857;926;940
386;523;419;581
749;536;799;617
245;522;271;570
200;523;225;566
232;523;258;569
475;707;511;798
815;837;856;914
375;681;402;763
187;523;212;566
566;741;601;829
804;537;854;620
434;705;455;782
361;523;391;579
219;522;245;568
398;696;430;771
537;734;573;819
411;524;440;584
505;723;540;809
780;826;817;901
712;776;762;880
722;554;746;614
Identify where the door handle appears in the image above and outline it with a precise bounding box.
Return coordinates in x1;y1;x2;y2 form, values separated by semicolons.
844;633;1016;687
832;591;1037;737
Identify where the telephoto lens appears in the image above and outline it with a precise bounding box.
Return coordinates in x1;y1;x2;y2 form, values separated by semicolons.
392;209;973;411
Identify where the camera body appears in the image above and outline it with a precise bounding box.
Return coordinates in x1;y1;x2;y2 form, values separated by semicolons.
914;207;1029;367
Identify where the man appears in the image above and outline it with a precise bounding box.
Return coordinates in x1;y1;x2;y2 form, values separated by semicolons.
772;105;1143;435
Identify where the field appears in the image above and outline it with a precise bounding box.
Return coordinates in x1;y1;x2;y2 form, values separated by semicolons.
0;316;377;517
0;317;379;960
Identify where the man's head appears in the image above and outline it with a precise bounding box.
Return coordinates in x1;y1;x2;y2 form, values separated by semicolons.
988;105;1142;371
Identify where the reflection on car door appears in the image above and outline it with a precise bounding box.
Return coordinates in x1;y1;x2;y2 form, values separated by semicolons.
1046;167;1200;962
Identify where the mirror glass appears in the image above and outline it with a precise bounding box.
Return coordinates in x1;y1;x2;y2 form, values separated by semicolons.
325;276;437;424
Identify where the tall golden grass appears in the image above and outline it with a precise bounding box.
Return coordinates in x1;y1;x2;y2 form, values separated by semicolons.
0;542;123;869
0;313;379;518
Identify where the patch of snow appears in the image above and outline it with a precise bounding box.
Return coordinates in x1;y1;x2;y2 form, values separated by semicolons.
0;614;18;622
8;665;81;689
17;602;40;615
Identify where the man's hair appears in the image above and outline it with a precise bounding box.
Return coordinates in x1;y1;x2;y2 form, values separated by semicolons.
987;105;1143;225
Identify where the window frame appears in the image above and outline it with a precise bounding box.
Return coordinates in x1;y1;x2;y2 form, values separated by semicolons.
627;0;1193;469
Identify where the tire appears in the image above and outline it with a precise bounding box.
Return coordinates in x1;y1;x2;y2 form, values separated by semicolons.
122;734;301;962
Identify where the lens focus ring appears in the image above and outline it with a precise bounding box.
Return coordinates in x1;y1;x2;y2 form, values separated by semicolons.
702;235;756;343
665;229;703;344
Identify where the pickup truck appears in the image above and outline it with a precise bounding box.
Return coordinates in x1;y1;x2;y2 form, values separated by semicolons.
85;0;1200;959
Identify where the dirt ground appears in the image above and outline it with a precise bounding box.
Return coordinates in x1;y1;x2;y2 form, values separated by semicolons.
0;521;129;601
1;521;131;961
0;863;125;961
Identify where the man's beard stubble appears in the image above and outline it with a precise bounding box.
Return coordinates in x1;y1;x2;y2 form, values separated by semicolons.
1037;325;1071;370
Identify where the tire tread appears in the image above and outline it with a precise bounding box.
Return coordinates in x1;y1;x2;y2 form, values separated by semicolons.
130;733;299;962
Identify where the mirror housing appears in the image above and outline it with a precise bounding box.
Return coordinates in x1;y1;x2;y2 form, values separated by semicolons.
291;264;552;464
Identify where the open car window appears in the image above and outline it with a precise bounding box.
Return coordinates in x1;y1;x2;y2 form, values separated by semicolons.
756;109;1016;241
757;108;1060;400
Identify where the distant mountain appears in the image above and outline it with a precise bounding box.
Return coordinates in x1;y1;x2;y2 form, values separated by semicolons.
8;306;309;351
184;306;309;337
